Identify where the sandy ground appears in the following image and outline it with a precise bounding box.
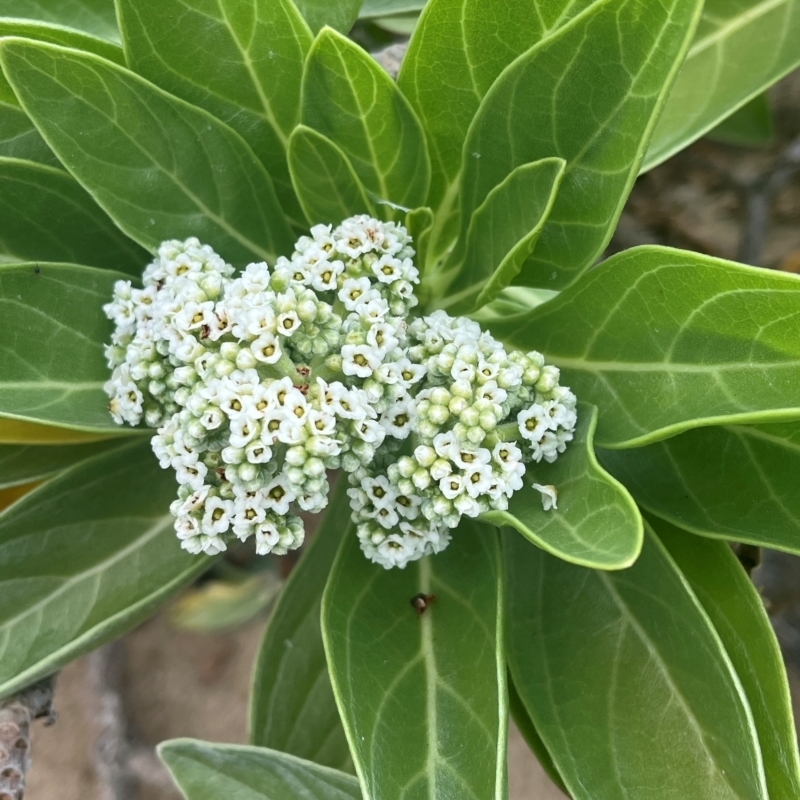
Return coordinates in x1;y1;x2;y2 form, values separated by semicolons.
25;612;565;799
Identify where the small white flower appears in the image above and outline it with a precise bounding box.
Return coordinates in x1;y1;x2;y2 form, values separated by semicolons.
533;483;558;511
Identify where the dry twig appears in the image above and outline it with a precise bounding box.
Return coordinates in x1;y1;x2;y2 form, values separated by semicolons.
0;678;55;800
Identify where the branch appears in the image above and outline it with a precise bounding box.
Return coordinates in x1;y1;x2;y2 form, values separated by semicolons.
0;677;56;800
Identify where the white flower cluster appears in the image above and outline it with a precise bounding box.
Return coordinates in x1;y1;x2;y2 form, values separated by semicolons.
348;311;577;568
104;216;577;569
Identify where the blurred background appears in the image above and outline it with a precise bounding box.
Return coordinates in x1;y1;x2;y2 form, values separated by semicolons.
20;21;800;800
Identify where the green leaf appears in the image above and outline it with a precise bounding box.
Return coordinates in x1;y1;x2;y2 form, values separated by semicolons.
360;0;426;17
0;417;118;444
322;519;506;800
397;0;594;259
0;158;147;272
0;0;120;42
0;40;294;267
504;524;768;800
507;677;569;797
643;0;800;170
159;739;361;800
482;404;642;570
0;262;134;433
0;19;124;109
435;158;565;314
0;104;57;166
599;422;800;555
294;0;363;34
0;439;128;488
459;0;703;290
653;517;800;800
117;0;311;228
0;440;211;699
708;92;774;147
288;125;376;226
302;28;430;214
404;205;433;276
490;246;800;448
249;480;353;772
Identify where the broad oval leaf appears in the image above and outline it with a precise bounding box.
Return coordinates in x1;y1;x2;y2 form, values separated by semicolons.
0;439;127;488
490;247;800;448
249;479;353;772
644;0;800;170
288;125;376;226
0;262;132;433
322;519;506;800
708;92;774;147
0;103;58;166
0;440;211;698
600;422;800;555
294;0;364;34
460;0;703;290
117;0;312;228
0;158;148;273
159;739;361;800
507;677;569;796
397;0;593;257
360;0;426;16
653;517;800;800
504;525;768;800
0;417;121;444
482;404;642;570
0;18;124;107
0;0;119;42
0;39;294;267
302;28;430;214
436;157;565;314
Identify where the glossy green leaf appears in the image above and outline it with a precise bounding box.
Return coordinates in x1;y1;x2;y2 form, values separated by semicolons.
504;525;768;800
490;246;800;448
293;0;363;34
0;262;132;433
0;103;57;165
644;0;800;170
0;439;127;488
288;125;376;226
249;480;352;772
322;519;506;800
0;0;119;42
404;205;433;276
302;28;430;214
0;19;124;110
397;0;594;258
653;517;800;800
708;92;774;146
159;740;361;800
0;440;211;698
0;40;294;267
360;0;426;16
436;157;565;314
0;417;118;444
600;422;800;555
460;0;703;290
482;404;642;570
0;158;147;272
507;677;569;797
117;0;311;228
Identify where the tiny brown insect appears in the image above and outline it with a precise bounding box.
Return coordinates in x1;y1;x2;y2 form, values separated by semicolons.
33;264;41;275
200;324;211;340
410;593;436;615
